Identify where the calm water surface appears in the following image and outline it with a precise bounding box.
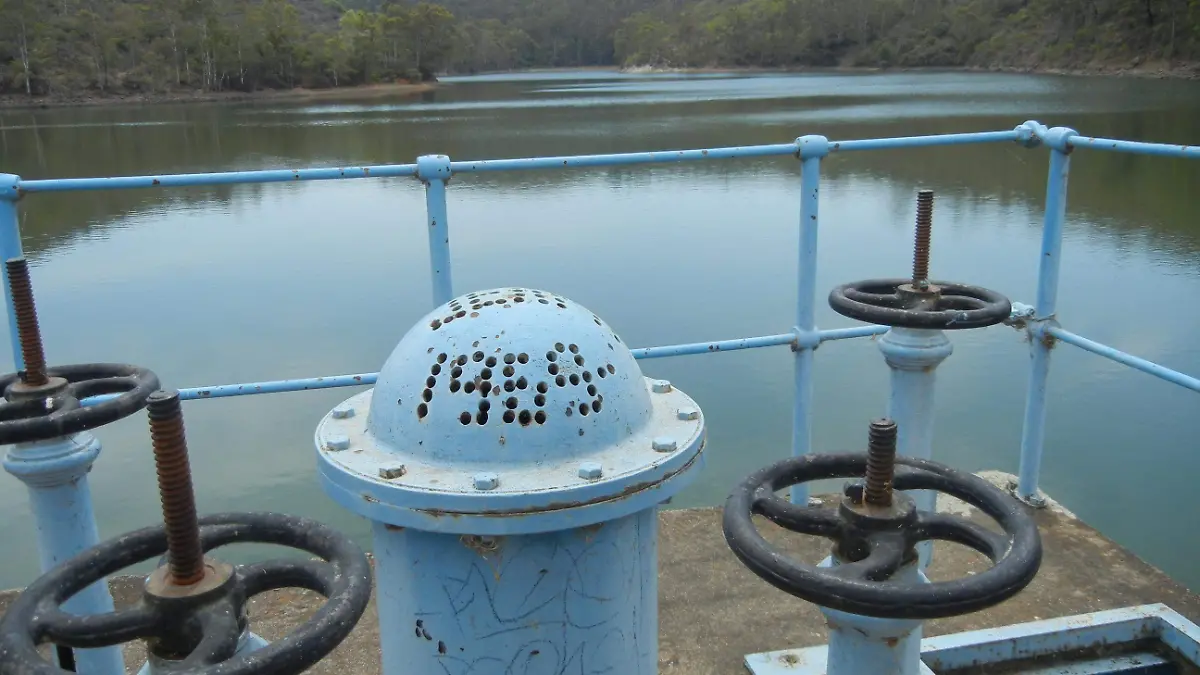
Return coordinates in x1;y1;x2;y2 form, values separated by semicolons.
1;70;1199;590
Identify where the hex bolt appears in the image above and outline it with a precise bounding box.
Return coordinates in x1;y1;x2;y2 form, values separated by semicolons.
578;462;603;480
912;190;934;287
863;418;899;507
677;407;699;421
379;465;407;480
325;435;351;451
473;472;499;491
5;258;48;387
651;380;673;394
331;404;356;419
652;437;678;453
146;390;206;586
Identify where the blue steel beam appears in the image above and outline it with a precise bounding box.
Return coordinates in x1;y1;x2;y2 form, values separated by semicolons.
1016;126;1076;505
449;143;801;173
79;326;890;407
831;129;1020;152
0;174;25;370
16;165;420;193
1047;326;1200;393
1067;135;1200;159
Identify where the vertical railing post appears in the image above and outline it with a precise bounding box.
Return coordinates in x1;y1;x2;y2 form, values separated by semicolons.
790;136;829;505
1016;126;1076;506
0;174;26;370
416;155;455;307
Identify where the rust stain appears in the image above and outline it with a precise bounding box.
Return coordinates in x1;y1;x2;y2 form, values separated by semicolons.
384;524;404;531
363;167;371;175
363;494;380;503
152;179;161;186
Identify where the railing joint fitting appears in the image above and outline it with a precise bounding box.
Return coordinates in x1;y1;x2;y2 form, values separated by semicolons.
795;135;830;160
1042;127;1079;154
415;155;453;186
1014;121;1045;149
0;174;22;202
792;326;821;352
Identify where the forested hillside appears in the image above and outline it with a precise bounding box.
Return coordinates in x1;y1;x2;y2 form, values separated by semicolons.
0;0;1196;104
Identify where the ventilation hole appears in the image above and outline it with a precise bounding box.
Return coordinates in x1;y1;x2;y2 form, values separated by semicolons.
422;389;433;402
476;411;488;425
594;317;602;326
472;304;482;311
484;301;494;307
587;384;597;396
569;374;580;386
535;411;547;424
546;351;557;362
486;356;497;367
557;303;567;309
555;375;566;387
479;400;491;412
569;344;579;354
455;310;466;319
452;366;463;378
464;382;476;394
607;364;616;374
519;410;532;426
534;394;546;406
565;407;574;417
574;355;585;366
597;368;607;379
548;363;559;375
504;354;516;365
480;384;491;397
459;412;471;425
481;368;493;380
450;380;461;393
444;316;454;324
438;353;448;364
431;320;442;330
555;343;565;353
518;353;529;364
417;403;428;419
431;364;442;376
426;376;436;388
503;410;515;423
457;355;468;366
473;352;484;362
514;296;525;303
597;394;603;402
579;403;590;416
506;397;519;410
593;400;602;412
539;299;549;304
517;377;529;389
582;371;592;382
614;335;622;343
503;366;515;377
536;381;548;394
504;380;516;392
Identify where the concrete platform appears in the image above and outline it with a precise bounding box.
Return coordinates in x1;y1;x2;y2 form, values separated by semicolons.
1;473;1196;674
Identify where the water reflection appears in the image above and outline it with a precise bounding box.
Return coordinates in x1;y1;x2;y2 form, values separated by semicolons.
0;70;1196;591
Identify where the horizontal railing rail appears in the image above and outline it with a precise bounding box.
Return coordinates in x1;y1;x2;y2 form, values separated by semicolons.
1;119;1196;507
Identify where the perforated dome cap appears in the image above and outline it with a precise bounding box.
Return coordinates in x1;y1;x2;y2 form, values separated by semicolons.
314;287;706;535
368;288;650;463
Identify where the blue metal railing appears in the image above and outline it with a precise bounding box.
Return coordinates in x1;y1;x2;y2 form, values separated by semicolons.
1;119;1197;504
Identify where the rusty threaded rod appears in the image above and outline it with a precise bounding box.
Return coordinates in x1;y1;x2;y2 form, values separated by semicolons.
5;258;49;387
864;418;899;507
147;390;206;586
912;190;934;286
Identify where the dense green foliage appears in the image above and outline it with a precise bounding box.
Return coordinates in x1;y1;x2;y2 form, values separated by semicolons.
613;0;1200;70
1;0;1197;100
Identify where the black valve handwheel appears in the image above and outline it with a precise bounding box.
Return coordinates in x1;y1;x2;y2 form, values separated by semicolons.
0;363;160;444
0;512;372;675
722;454;1041;620
828;278;1012;330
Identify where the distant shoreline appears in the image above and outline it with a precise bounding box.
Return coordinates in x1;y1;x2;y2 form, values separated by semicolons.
0;82;437;111
616;61;1200;80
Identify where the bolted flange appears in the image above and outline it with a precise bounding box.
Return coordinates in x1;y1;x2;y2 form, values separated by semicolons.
316;288;706;536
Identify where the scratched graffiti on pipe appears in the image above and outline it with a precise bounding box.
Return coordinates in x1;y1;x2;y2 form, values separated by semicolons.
372;509;658;675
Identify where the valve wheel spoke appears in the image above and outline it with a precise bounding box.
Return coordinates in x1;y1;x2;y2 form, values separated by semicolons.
34;602;160;650
752;489;843;537
912;512;1011;561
